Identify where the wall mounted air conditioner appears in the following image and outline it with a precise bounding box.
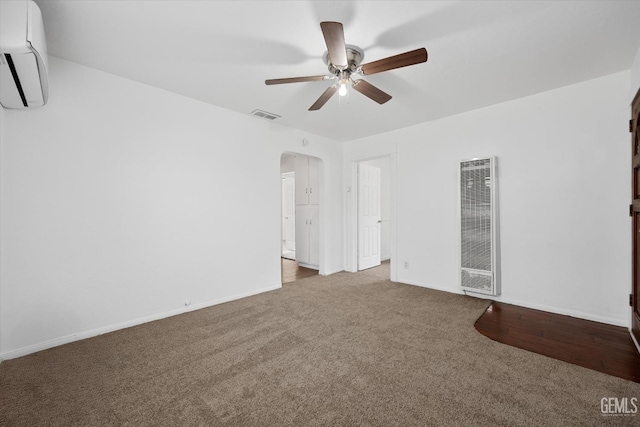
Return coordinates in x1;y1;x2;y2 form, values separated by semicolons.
459;156;500;296
0;0;49;108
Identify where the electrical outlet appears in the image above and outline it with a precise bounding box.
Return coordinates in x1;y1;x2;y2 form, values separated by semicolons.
403;261;409;269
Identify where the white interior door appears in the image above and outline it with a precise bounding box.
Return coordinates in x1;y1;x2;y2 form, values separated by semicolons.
358;163;381;270
282;172;295;257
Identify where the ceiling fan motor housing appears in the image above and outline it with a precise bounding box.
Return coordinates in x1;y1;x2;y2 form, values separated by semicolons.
324;44;364;75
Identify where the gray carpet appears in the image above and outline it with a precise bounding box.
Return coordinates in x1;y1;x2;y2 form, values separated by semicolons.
1;265;638;426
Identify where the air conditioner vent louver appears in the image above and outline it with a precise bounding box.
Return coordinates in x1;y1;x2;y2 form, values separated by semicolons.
0;1;49;109
251;109;280;120
459;157;500;295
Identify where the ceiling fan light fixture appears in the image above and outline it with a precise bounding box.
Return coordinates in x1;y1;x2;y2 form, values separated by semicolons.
338;78;349;97
338;82;348;97
337;70;350;97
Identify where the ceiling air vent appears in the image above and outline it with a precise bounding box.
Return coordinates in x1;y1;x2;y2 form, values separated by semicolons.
251;109;280;120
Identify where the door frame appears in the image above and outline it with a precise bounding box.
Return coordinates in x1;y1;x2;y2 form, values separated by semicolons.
281;171;295;258
631;88;640;351
346;154;398;281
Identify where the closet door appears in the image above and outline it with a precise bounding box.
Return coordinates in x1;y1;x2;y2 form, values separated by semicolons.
308;156;320;205
295;155;309;205
295;205;310;265
293;154;319;269
308;205;320;266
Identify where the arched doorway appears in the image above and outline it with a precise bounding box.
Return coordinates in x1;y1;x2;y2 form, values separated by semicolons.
280;152;323;283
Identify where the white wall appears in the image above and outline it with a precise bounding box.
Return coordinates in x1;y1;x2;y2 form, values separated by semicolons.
280;154;295;174
345;71;631;326
0;57;343;359
630;46;640;103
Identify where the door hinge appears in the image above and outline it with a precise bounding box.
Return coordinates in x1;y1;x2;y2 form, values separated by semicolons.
631;119;634;133
631;204;634;217
630;293;634;307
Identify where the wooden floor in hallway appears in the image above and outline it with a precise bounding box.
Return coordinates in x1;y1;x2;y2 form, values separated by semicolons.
281;257;318;284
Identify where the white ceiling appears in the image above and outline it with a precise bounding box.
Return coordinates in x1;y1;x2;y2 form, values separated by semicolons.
34;0;640;142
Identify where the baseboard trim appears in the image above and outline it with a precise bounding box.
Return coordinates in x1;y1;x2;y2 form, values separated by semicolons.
397;279;465;295
297;262;319;270
395;279;627;328
321;268;344;276
0;283;282;361
479;295;628;328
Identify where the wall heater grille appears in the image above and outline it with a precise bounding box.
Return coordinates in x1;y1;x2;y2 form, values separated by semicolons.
459;157;499;295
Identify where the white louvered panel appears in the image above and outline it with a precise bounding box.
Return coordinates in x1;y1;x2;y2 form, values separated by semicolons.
460;157;499;295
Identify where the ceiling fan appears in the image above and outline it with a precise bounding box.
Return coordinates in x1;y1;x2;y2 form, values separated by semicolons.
265;21;428;111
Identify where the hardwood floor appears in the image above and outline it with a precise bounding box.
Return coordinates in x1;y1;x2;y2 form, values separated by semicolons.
281;257;318;284
475;302;640;383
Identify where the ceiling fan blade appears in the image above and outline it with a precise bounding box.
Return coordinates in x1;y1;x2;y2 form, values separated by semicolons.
265;75;329;85
351;79;392;104
360;48;428;75
320;21;348;67
309;86;337;111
